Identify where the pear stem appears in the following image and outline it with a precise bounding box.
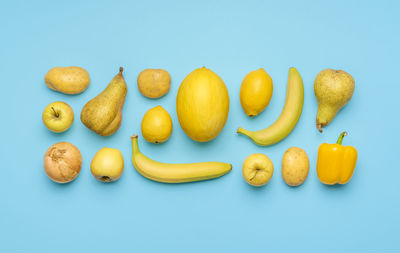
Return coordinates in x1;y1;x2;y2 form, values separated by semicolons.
51;107;59;117
336;131;348;145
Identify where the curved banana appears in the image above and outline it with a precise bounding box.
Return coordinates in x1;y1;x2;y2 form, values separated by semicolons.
131;135;232;183
237;67;304;146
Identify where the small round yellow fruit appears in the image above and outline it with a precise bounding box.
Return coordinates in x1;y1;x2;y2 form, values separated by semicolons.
240;68;273;117
242;153;274;186
42;101;74;133
137;69;171;98
281;147;309;186
91;148;124;182
44;66;90;94
141;106;173;143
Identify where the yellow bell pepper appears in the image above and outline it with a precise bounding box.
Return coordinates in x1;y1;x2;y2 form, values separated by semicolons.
317;132;358;185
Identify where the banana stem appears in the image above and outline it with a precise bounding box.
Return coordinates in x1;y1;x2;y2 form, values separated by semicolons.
131;134;140;153
237;127;250;136
336;131;348;144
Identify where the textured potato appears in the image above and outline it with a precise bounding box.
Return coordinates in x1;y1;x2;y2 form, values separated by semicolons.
137;69;171;98
281;147;309;186
45;66;90;94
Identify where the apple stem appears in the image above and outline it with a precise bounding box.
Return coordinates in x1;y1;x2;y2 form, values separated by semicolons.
51;107;59;117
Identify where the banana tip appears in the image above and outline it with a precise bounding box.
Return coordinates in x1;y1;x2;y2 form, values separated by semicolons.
131;134;138;139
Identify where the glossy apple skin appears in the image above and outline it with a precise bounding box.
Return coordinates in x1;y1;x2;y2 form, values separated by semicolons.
242;153;274;186
42;101;74;133
91;147;124;182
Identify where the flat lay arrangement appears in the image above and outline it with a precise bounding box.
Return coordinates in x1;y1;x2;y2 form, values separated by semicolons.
42;66;357;186
3;1;400;252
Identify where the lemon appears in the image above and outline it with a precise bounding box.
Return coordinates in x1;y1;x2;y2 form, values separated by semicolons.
240;68;273;117
141;106;173;143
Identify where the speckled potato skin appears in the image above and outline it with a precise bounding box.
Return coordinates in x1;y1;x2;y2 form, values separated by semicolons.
137;69;171;98
45;66;90;94
281;147;309;186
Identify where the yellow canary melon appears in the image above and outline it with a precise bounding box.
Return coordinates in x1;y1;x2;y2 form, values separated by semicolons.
176;67;229;142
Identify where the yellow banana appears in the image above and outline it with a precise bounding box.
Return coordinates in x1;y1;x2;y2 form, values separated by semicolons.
131;135;232;183
237;67;304;146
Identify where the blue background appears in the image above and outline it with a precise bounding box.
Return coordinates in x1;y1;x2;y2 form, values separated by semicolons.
1;0;399;252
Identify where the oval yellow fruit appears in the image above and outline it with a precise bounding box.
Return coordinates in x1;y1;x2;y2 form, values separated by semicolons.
176;67;229;142
45;66;90;94
91;147;124;182
141;105;173;143
281;147;309;186
240;68;273;117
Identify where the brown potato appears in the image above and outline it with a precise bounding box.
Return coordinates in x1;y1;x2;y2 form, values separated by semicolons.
281;147;309;186
45;66;90;94
137;69;171;98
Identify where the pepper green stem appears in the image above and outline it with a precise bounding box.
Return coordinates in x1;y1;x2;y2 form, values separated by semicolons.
336;131;348;144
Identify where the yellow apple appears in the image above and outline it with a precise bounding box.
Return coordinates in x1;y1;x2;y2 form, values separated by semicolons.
242;153;273;186
91;147;124;182
42;101;74;133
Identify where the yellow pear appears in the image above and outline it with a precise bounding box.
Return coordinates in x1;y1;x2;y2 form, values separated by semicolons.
81;67;127;136
240;68;273;117
314;69;355;132
176;67;229;142
141;106;173;143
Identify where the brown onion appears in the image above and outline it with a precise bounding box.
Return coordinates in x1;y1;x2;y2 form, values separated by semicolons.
44;142;82;183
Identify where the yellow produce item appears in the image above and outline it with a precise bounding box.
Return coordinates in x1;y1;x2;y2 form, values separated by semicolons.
314;69;355;132
240;68;273;117
242;153;273;187
237;67;304;146
91;147;124;182
45;66;90;94
137;69;171;98
176;67;229;142
281;147;309;186
131;135;232;183
141;105;173;144
317;132;357;185
80;67;127;136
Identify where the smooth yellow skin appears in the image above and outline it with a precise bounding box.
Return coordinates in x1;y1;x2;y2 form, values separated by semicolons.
137;69;171;98
45;66;90;94
240;68;273;117
176;67;230;142
281;147;309;186
131;135;231;183
81;67;127;136
237;67;304;146
317;143;357;185
141;106;173;143
242;153;273;187
314;69;355;132
91;147;124;182
42;101;74;133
